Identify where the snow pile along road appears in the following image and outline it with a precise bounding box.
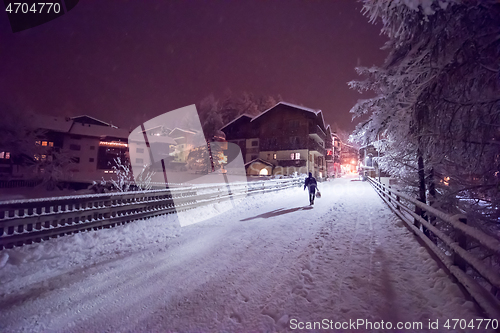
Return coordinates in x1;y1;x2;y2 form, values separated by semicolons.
0;176;489;332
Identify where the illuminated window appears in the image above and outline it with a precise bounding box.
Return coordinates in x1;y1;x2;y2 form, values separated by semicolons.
42;141;48;146
34;154;40;161
35;140;41;146
290;153;295;160
295;152;300;159
273;153;277;160
49;142;54;147
41;155;46;161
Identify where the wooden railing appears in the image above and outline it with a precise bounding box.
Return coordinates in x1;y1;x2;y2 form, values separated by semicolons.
0;178;301;250
367;177;500;319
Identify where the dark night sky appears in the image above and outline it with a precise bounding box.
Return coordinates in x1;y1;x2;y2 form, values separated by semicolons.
0;1;387;132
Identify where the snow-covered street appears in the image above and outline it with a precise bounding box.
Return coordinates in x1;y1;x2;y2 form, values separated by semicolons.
0;176;486;332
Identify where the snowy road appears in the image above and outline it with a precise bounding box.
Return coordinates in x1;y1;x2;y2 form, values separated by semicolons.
0;176;487;332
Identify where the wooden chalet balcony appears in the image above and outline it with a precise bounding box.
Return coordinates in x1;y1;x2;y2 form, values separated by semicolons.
308;124;326;142
308;138;326;155
259;138;326;156
277;159;307;167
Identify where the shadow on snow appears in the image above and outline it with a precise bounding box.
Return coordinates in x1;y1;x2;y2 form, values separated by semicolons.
240;206;313;221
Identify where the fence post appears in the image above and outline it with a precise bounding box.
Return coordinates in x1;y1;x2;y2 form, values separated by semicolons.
453;216;468;271
396;195;401;211
414;200;422;228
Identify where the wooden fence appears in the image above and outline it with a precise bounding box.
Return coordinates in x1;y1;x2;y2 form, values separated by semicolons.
367;177;500;319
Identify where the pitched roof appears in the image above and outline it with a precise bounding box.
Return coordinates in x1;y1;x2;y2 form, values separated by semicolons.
69;122;129;139
244;158;274;167
169;127;197;138
29;114;128;139
30;114;73;132
250;101;321;123
220;113;253;131
220;101;333;141
71;115;117;128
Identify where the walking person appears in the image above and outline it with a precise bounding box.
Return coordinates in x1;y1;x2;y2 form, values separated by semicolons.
304;172;318;205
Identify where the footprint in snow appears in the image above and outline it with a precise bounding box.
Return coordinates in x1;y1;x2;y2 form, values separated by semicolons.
229;311;242;323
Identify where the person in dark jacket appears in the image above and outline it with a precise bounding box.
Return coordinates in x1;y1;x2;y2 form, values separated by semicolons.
304;172;318;205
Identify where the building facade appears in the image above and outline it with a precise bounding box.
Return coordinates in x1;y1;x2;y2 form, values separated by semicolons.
222;102;328;178
326;132;342;177
1;114;130;187
340;143;359;174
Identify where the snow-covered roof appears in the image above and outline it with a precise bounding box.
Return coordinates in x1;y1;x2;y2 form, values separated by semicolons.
250;101;321;123
244;158;274;167
30;114;73;133
314;124;326;137
220;113;253;131
69;122;129;139
29;114;129;139
315;110;326;133
71;115;118;128
169;128;197;138
147;135;177;145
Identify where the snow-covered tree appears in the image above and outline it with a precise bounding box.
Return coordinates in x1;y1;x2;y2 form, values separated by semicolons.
0;105;77;189
350;0;500;226
186;146;211;173
0;104;40;169
198;94;223;140
198;92;283;139
103;157;156;192
37;147;75;190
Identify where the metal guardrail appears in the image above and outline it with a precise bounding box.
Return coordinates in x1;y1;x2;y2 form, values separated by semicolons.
367;177;500;320
0;178;301;250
